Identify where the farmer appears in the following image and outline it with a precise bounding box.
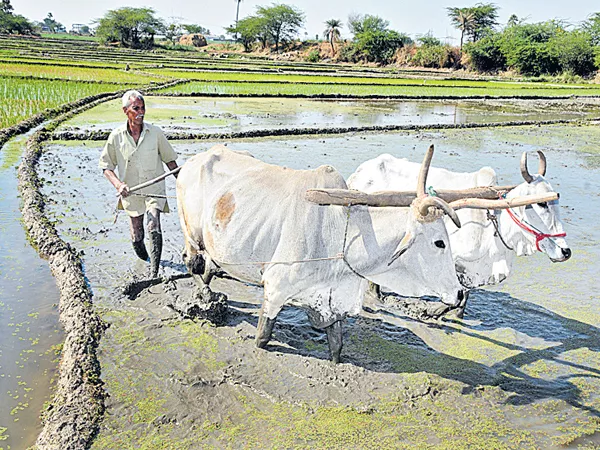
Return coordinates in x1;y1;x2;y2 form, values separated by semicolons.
99;90;178;279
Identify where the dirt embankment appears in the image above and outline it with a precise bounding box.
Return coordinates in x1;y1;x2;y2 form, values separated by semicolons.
51;116;592;142
13;79;187;450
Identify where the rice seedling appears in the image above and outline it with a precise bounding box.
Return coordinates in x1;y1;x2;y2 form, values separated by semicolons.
0;62;167;84
148;69;594;90
157;81;600;97
0;77;126;129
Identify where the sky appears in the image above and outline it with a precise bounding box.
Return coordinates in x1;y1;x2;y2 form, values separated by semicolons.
11;0;600;43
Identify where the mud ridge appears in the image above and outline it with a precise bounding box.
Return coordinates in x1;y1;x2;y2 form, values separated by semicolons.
51;116;597;142
156;78;600;90
156;92;598;100
14;79;186;450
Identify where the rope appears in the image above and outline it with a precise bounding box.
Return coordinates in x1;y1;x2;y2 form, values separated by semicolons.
486;209;513;251
498;192;566;252
212;203;366;280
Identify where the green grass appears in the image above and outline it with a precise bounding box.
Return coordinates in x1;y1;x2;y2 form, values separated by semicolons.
0;62;169;84
0;78;126;129
147;68;595;89
40;33;97;42
157;80;600;97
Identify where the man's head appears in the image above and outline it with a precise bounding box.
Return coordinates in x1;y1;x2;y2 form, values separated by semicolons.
122;90;145;127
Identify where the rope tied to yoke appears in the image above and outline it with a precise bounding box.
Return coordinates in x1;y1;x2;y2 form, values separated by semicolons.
211;203;366;279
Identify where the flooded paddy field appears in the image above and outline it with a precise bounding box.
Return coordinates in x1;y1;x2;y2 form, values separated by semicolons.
37;117;600;448
55;96;600;136
0;136;63;449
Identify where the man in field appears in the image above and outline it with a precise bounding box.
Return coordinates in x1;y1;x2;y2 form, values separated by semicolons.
99;90;178;279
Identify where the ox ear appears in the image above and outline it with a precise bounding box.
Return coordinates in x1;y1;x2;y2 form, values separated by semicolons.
388;232;414;266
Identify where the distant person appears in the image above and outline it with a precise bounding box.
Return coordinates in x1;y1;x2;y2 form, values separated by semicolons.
99;90;178;279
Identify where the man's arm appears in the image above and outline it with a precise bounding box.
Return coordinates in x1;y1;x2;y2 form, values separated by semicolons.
103;169;130;197
166;160;179;178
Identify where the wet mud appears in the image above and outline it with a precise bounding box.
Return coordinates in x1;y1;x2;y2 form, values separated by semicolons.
11;80;187;449
35;121;600;448
51;116;595;143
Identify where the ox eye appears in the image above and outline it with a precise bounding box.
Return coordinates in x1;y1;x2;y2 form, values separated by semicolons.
434;240;446;249
538;202;548;209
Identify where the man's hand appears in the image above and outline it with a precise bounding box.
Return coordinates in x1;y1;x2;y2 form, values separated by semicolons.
117;182;130;197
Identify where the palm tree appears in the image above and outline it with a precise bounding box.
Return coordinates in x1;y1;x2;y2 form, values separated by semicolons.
323;19;343;55
446;7;475;53
234;0;242;39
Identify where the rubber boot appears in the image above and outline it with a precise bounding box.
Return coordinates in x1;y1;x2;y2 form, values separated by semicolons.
149;231;163;279
132;239;149;262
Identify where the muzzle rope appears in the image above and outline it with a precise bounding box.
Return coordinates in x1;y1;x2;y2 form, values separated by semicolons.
498;193;566;252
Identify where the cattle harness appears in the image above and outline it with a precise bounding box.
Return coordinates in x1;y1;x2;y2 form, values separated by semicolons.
486;193;566;252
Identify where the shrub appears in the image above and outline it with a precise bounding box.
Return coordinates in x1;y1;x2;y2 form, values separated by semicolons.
411;44;458;69
464;33;506;72
336;42;362;63
550;30;596;77
505;42;560;76
305;48;320;62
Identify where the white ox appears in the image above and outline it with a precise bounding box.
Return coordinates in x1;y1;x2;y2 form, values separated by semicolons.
176;145;466;362
348;150;571;315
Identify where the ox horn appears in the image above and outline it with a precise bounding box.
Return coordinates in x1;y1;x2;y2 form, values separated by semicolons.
521;150;547;183
417;144;434;197
537;150;547;176
418;196;462;228
520;152;534;183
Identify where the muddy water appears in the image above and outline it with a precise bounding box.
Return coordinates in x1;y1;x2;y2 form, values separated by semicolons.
0;136;62;449
56;96;600;135
41;121;600;448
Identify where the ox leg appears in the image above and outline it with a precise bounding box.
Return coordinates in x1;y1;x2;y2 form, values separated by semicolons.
256;312;276;349
326;320;344;364
454;290;469;319
255;291;283;349
425;303;453;319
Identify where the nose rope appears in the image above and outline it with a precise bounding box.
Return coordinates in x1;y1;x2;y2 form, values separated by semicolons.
505;208;566;252
499;193;566;252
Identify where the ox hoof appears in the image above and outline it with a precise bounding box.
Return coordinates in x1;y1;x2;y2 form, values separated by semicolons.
423;303;453;320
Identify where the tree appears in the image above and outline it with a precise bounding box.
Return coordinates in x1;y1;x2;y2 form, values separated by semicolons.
165;22;183;44
256;3;304;53
95;7;164;49
447;3;498;51
226;15;267;51
345;14;412;64
348;13;389;35
507;14;521;27
234;0;242;38
0;1;35;35
1;0;13;14
183;24;210;35
470;3;499;41
43;12;63;33
323;19;342;55
447;7;476;52
582;12;600;46
550;30;595;77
